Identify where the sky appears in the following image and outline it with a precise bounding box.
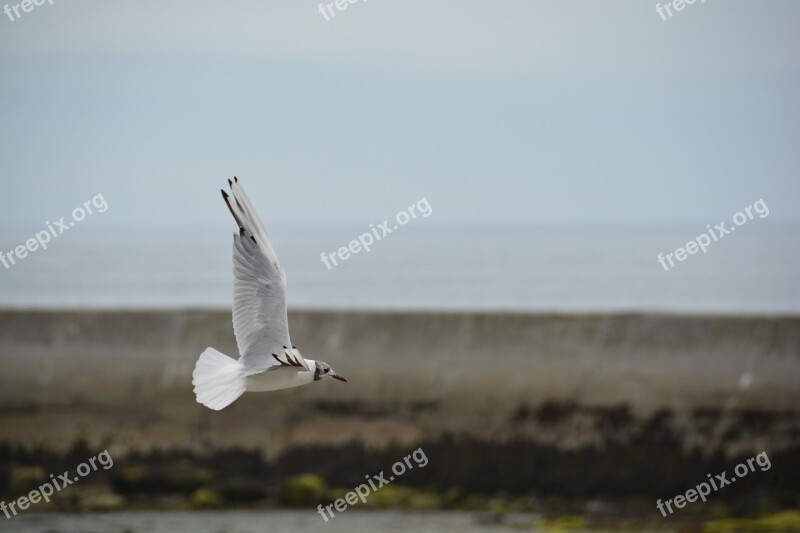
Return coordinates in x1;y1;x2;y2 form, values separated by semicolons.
1;0;799;229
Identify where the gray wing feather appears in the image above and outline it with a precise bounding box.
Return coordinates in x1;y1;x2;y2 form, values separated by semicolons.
223;178;309;373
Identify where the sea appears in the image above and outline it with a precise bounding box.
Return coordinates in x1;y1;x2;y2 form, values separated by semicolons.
0;510;603;533
0;224;797;314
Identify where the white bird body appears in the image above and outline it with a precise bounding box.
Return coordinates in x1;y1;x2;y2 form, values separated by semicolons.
245;361;317;392
192;178;346;411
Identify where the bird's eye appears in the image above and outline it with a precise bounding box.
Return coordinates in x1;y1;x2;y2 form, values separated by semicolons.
324;369;329;373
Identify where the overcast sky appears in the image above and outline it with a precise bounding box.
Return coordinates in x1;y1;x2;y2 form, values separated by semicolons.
1;0;798;228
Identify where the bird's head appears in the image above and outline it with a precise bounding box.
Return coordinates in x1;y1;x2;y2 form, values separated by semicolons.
314;360;347;383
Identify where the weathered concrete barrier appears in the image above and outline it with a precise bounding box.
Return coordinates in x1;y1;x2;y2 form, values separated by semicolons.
1;309;798;502
1;309;798;454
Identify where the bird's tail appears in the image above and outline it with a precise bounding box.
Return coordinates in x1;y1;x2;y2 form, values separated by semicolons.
192;348;246;410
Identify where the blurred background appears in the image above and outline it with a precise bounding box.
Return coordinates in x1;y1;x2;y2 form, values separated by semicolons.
1;1;799;531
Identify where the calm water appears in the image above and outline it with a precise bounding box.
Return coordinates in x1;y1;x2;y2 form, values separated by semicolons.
0;511;595;533
0;225;797;313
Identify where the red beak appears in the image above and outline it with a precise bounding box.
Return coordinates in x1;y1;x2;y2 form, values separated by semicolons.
332;374;348;383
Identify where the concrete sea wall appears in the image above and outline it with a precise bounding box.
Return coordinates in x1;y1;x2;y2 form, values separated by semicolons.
1;309;798;502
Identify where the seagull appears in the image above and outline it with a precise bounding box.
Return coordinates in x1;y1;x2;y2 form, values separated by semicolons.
192;178;347;410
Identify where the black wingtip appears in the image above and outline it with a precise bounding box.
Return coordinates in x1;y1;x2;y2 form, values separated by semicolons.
221;189;228;199
228;178;233;187
234;176;238;183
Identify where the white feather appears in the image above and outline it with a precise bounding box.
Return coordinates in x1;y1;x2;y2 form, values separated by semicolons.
192;348;246;410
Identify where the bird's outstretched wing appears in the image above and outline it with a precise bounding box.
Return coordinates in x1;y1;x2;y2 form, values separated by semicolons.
221;178;310;374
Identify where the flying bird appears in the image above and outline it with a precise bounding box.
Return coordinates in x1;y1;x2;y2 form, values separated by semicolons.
192;178;346;410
